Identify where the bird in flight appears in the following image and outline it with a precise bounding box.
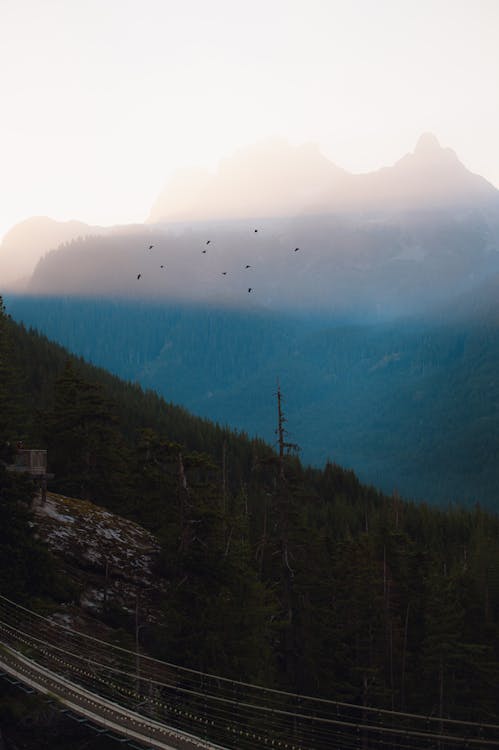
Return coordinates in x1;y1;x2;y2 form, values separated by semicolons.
202;249;207;254
148;244;154;250
206;240;211;245
137;273;142;280
294;247;299;252
245;264;251;269
160;265;166;269
222;272;227;275
254;229;258;233
248;288;252;293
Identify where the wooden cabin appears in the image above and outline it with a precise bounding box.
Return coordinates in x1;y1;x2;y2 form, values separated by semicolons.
7;448;52;503
9;449;48;476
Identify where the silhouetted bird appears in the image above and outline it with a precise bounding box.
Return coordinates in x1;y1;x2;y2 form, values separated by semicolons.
202;250;207;254
245;264;251;269
248;288;252;293
148;245;154;250
137;274;141;280
254;229;258;233
294;247;299;252
160;265;166;268
222;272;227;275
206;240;211;244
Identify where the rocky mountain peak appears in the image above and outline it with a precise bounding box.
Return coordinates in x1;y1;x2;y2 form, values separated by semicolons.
414;131;443;154
409;131;459;168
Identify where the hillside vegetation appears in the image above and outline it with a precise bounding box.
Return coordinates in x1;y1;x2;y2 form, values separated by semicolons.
2;294;499;739
9;293;499;508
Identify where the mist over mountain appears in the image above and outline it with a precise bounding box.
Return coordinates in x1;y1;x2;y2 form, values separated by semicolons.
9;134;496;319
149;133;499;222
314;132;499;214
23;210;499;319
0;217;151;292
148;138;347;222
5;134;499;508
0;215;108;289
8;292;499;509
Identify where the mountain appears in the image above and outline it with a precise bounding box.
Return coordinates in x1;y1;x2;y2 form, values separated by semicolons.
148;133;499;222
16;134;499;318
0;216;107;290
148;137;347;222
5;293;499;742
8;293;499;510
0;217;151;293
315;132;499;214
23;208;499;318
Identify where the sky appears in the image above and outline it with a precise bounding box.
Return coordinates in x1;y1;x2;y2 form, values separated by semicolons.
1;0;498;241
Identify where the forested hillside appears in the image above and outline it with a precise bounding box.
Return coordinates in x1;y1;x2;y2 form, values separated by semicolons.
3;294;499;748
8;293;499;508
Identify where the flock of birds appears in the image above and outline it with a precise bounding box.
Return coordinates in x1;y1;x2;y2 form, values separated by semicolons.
136;228;300;293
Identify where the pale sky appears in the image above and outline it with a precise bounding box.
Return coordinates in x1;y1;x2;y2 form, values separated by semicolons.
1;0;498;241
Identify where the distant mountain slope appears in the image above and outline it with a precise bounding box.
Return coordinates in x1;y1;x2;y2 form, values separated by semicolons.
148;138;347;222
23;207;499;318
149;134;499;222
315;132;499;214
0;217;152;293
4;134;498;318
7;292;499;734
0;216;108;290
8;294;499;510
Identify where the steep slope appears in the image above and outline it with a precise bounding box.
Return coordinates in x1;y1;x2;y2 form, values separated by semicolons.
9;294;499;509
32;491;164;619
0;216;108;290
5;294;499;734
23;210;499;318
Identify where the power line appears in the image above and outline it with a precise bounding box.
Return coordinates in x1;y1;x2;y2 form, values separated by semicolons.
1;593;499;749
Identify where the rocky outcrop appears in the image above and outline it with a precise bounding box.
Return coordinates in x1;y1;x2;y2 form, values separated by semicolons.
31;492;166;626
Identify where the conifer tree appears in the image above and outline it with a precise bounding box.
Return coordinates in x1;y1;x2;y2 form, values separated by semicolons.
44;360;131;508
0;297;25;458
151;447;276;682
0;463;63;600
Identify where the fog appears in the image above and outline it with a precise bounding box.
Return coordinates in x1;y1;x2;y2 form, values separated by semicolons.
0;216;108;289
2;135;499;320
148;139;346;222
149;134;499;224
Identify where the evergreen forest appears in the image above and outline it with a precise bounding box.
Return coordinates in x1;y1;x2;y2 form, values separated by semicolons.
8;293;499;509
2;295;499;747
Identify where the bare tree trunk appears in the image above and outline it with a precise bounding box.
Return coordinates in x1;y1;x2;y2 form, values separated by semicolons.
135;590;141;694
177;452;190;553
103;557;110;615
257;494;268;580
276;380;286;481
221;439;227;514
401;603;410;711
438;656;445;747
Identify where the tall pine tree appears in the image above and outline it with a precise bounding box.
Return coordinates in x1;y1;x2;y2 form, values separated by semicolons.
44;360;131;509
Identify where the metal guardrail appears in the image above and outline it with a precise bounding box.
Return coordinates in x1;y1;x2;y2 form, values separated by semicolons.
0;644;225;750
2;592;499;750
